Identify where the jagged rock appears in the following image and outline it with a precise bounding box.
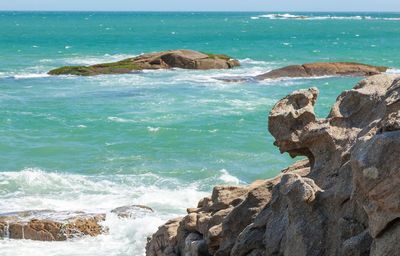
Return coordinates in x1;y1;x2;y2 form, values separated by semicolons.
146;217;182;256
215;178;279;256
111;205;154;218
146;74;400;256
256;62;388;80
146;174;295;256
48;50;240;76
0;210;105;241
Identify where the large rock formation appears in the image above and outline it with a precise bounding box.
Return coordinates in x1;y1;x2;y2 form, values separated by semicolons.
146;74;400;256
48;50;240;76
256;62;388;80
0;210;106;241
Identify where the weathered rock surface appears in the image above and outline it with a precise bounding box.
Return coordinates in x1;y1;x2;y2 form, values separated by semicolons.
48;50;240;76
146;74;400;256
0;210;106;241
256;62;387;80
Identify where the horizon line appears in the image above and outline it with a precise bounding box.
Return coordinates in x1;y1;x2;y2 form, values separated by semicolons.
1;10;400;13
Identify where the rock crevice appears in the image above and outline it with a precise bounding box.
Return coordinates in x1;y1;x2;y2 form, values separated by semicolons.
146;74;400;256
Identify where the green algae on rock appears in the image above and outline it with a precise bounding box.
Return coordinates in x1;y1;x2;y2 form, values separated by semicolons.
48;50;240;76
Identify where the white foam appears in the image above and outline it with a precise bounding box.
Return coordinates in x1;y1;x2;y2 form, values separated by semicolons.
0;168;210;255
386;68;400;74
219;169;240;185
147;126;161;133
107;116;136;123
12;73;50;79
239;58;271;65
251;13;400;21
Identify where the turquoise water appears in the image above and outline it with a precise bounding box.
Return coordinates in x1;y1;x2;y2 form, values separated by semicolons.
1;12;400;255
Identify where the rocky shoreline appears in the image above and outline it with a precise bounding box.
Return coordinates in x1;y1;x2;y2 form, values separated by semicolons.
0;205;153;241
146;74;400;256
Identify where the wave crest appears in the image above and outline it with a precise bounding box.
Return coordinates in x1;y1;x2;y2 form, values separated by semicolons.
251;13;400;21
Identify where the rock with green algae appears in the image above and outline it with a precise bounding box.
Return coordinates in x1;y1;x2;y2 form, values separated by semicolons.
48;49;240;76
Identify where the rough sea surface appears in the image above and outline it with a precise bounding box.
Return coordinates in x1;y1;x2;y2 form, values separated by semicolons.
1;12;400;255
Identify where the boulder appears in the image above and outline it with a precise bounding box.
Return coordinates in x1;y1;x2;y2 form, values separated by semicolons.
48;50;240;76
256;62;387;80
0;210;105;241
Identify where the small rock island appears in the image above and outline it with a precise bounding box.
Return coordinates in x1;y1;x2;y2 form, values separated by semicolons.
256;62;388;80
48;49;240;76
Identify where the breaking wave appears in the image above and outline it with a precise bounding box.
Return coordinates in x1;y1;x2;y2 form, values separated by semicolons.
251;13;400;21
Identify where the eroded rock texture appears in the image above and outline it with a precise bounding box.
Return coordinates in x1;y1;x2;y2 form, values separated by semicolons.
0;210;106;241
146;74;400;256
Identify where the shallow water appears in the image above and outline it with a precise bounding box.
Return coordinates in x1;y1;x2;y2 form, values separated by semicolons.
1;11;400;256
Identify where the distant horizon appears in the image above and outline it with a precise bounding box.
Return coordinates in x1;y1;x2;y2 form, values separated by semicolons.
1;10;400;13
1;0;399;12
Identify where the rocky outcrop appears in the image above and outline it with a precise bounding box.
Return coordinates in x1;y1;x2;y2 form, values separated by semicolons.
48;50;240;76
256;62;388;80
146;74;400;256
0;205;155;242
0;210;105;241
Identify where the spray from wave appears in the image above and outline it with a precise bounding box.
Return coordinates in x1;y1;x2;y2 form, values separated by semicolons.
0;168;243;255
251;13;400;21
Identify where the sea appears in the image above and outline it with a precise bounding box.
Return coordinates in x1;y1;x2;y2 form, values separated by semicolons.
0;11;400;256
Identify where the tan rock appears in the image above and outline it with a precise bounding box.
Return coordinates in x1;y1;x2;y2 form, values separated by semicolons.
0;210;105;241
256;62;388;80
146;74;400;256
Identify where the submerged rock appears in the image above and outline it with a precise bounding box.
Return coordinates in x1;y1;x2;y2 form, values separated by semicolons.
0;210;105;241
146;74;400;256
256;62;388;80
111;205;154;218
48;50;240;76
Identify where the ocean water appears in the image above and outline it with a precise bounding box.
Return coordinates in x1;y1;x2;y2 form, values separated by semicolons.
1;11;400;255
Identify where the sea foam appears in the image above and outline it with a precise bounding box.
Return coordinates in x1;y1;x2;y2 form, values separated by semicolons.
251;13;400;21
0;168;210;255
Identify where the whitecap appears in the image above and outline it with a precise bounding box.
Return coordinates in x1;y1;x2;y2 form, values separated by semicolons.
238;58;275;66
147;126;161;133
219;169;240;185
12;73;50;79
107;116;136;123
251;13;400;21
386;68;400;74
